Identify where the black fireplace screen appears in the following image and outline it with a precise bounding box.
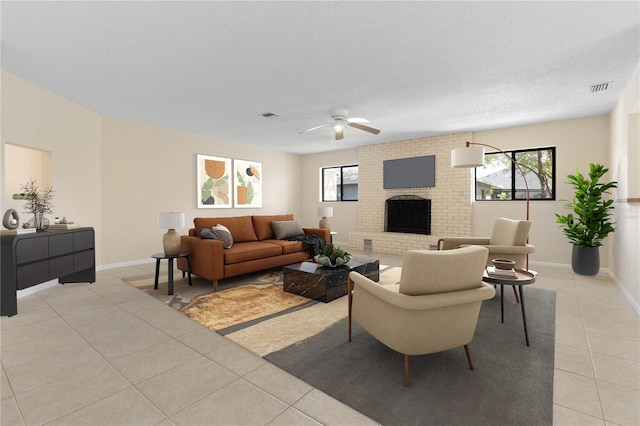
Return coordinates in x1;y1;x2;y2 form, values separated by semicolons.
385;195;431;235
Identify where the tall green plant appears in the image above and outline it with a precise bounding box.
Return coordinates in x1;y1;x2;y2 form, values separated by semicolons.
555;163;617;247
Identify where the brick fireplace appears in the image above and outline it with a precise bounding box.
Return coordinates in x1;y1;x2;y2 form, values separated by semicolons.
349;132;473;255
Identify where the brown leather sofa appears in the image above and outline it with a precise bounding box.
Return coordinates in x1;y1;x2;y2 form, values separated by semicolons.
177;214;329;290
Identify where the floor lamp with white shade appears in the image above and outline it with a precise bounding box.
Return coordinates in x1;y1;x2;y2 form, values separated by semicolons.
451;141;531;270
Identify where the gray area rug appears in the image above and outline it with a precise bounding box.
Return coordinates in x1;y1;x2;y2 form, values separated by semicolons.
265;287;556;425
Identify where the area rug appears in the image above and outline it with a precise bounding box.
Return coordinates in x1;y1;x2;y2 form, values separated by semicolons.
224;266;401;355
265;287;556;426
181;283;314;331
127;265;396;339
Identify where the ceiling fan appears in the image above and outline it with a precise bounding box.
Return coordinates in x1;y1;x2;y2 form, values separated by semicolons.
299;108;381;140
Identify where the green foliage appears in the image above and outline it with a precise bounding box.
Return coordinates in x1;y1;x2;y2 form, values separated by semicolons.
555;163;617;247
320;243;351;264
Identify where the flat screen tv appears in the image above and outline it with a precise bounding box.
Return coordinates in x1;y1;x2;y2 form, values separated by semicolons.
383;155;435;189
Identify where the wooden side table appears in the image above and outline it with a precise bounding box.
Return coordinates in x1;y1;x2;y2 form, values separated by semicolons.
151;251;192;295
482;269;537;346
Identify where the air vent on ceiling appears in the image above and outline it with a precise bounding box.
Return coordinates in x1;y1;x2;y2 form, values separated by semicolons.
261;112;279;118
589;82;611;93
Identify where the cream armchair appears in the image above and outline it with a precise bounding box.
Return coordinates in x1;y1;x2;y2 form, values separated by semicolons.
437;217;535;270
348;246;495;387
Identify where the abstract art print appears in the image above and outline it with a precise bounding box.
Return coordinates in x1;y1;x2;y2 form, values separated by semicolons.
234;159;262;208
196;154;232;208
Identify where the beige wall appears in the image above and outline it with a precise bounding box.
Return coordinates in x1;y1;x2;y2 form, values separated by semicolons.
609;63;640;310
1;71;103;261
474;115;611;267
100;117;303;265
1;70;304;267
300;148;359;246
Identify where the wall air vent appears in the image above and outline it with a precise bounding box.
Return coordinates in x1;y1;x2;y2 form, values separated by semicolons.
261;112;279;118
589;82;611;93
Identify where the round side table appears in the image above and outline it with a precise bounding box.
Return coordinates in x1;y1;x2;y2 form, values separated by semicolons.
482;269;537;346
151;251;192;295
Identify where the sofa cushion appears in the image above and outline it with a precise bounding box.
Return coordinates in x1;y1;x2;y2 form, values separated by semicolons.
194;216;258;243
199;228;220;240
252;214;294;240
262;239;305;254
271;220;304;240
223;241;283;264
212;224;233;248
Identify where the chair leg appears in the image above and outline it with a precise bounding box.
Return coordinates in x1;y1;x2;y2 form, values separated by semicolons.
404;354;410;387
512;286;520;303
464;344;474;370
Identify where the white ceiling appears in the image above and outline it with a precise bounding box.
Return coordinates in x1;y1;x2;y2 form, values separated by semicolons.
2;1;639;155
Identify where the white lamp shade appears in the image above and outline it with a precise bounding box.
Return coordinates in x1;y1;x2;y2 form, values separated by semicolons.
451;145;485;168
317;206;333;218
158;212;185;229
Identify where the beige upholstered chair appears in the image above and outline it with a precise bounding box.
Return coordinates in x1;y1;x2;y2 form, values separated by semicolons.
437;217;535;270
348;246;495;387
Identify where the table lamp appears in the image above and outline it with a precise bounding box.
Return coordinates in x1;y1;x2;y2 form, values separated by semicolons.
317;206;333;230
158;212;185;256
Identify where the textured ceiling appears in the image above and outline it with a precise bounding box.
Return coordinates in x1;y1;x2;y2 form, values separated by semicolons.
2;1;639;154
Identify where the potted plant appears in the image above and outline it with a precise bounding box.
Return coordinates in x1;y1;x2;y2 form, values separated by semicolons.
555;163;617;275
314;243;351;267
20;179;55;231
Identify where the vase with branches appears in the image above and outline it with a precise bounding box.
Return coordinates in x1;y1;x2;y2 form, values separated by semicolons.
20;179;55;231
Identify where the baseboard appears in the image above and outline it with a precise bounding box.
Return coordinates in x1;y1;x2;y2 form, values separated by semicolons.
96;258;154;271
607;271;640;316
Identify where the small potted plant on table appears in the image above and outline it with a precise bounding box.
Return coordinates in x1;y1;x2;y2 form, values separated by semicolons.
314;243;351;267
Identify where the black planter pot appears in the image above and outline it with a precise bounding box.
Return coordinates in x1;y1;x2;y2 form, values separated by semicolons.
571;245;600;276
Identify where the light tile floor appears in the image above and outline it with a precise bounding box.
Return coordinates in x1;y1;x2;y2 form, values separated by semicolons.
1;252;638;425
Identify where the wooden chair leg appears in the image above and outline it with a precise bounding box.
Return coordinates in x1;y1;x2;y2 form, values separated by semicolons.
464;344;474;370
512;286;520;303
404;354;410;387
213;280;218;291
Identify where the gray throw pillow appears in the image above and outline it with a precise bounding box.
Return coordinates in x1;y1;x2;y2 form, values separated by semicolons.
212;224;233;248
271;220;304;240
200;228;220;240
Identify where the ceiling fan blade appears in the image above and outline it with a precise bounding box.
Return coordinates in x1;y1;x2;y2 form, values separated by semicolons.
334;128;344;140
349;122;381;135
298;123;331;134
347;117;370;124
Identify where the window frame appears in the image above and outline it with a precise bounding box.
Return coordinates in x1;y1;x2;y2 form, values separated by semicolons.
474;146;556;202
321;164;358;202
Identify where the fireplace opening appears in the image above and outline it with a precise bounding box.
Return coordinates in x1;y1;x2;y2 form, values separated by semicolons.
385;195;431;235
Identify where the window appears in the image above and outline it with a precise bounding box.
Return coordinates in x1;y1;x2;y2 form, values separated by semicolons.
322;165;358;201
475;147;555;201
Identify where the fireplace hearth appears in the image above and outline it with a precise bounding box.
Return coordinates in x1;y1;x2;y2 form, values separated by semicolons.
385;195;431;235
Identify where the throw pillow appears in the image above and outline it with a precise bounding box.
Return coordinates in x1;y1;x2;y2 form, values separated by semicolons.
200;228;220;240
271;220;305;240
212;224;233;248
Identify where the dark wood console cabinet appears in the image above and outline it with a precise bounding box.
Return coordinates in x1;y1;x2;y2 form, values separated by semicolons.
1;227;95;316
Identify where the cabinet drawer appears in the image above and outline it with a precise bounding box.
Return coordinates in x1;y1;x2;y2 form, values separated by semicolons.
74;250;95;271
49;233;74;257
16;260;49;290
15;238;49;264
50;254;74;278
74;231;94;251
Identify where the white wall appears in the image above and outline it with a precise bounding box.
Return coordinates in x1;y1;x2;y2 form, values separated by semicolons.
609;63;640;311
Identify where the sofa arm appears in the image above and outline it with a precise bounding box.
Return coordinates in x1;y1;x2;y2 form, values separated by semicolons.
178;235;225;282
303;227;330;244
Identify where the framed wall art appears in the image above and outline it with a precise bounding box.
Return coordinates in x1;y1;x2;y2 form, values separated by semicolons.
196;154;232;208
233;159;262;208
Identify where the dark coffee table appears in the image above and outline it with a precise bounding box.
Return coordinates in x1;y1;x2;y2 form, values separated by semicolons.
283;259;379;302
